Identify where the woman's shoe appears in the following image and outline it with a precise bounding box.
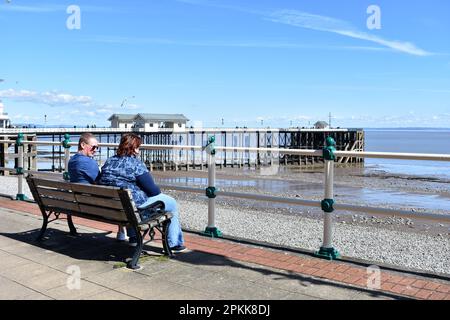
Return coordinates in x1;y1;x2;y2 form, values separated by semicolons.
170;245;187;253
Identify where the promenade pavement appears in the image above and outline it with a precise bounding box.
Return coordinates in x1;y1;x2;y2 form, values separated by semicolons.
0;197;449;300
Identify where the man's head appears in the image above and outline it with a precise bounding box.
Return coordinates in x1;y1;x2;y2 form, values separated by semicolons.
78;133;99;157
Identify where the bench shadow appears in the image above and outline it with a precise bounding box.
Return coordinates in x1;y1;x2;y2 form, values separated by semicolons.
0;227;160;265
171;249;409;300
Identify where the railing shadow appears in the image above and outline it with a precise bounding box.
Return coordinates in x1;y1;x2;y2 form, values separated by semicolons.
169;249;409;300
0;227;409;300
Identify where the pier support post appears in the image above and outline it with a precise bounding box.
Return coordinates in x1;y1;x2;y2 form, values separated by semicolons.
202;136;222;238
0;139;6;176
315;136;340;260
16;133;27;201
62;134;71;181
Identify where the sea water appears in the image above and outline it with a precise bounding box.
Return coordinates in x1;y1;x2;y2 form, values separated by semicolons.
364;128;450;180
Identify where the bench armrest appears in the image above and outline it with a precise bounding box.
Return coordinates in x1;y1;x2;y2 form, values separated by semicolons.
137;200;166;223
137;200;165;211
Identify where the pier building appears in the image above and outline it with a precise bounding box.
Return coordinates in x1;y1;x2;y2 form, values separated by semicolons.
108;113;189;131
0;101;10;129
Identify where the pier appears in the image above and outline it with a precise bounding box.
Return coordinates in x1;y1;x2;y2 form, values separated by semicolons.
0;127;364;172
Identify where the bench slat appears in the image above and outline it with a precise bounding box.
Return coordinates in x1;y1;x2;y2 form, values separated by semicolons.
74;194;123;210
32;178;73;190
41;198;79;211
78;204;128;222
33;178;121;198
37;187;76;201
71;184;121;198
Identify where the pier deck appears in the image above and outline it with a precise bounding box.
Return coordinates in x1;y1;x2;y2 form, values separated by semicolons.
0;127;364;172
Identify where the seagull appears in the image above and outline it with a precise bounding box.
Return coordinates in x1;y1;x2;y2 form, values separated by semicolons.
121;96;135;108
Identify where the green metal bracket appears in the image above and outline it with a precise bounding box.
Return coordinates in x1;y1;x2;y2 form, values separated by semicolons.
204;136;216;155
62;133;71;149
321;198;335;213
322;136;336;161
63;172;70;181
202;226;223;238
315;247;341;260
205;186;217;198
16;133;24;147
16;167;24;175
16;194;27;201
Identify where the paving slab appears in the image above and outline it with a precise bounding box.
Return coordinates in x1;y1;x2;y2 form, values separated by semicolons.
45;280;111;300
113;276;187;300
0;275;43;300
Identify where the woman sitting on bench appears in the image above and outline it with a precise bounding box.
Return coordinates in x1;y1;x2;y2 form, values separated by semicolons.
98;133;186;253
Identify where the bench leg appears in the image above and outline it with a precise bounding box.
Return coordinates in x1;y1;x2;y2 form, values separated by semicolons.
161;220;173;257
37;212;50;241
67;215;78;236
127;227;143;270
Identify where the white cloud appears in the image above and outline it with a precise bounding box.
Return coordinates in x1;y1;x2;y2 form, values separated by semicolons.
173;2;433;56
268;10;432;57
1;88;143;125
0;89;94;107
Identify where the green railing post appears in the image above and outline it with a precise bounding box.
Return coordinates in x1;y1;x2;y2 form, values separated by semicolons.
202;136;222;238
315;136;340;260
16;133;27;201
62;133;71;181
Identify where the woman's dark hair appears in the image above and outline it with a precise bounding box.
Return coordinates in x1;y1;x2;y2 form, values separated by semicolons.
117;133;142;157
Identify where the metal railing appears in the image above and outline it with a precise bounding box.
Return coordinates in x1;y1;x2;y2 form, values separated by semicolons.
0;134;449;260
0;127;355;134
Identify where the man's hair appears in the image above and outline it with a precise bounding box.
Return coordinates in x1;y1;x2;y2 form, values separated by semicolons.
117;133;142;157
78;133;96;150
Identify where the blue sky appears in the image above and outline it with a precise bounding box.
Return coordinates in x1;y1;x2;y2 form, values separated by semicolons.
0;0;449;128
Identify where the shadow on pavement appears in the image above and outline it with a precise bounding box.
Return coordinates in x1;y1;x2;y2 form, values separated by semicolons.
170;248;407;300
1;227;407;300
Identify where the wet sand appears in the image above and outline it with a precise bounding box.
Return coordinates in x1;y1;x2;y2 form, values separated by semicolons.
152;166;450;237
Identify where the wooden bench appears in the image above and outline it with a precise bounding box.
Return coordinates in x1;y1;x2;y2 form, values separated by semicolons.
26;175;173;269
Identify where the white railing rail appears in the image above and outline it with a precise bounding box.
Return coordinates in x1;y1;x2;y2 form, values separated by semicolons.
0;135;449;260
2;140;449;161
